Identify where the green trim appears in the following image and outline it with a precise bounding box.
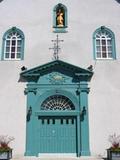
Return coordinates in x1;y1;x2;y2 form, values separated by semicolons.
76;115;81;157
53;28;67;33
81;150;91;156
21;60;93;157
93;26;116;60
79;81;90;156
20;60;93;82
1;26;25;61
35;111;79;116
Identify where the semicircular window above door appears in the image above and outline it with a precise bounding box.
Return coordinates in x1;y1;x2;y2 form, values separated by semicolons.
41;95;75;110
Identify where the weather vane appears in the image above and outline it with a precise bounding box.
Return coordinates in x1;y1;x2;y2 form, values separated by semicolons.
49;34;64;60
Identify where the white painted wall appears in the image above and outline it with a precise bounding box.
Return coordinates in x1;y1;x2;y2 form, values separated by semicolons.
0;0;120;157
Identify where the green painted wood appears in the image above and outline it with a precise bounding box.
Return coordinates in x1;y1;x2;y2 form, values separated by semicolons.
20;60;93;83
80;81;90;156
21;60;93;157
35;111;79;116
36;116;76;153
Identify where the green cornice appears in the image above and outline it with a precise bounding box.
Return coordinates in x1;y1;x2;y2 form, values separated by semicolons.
20;60;93;82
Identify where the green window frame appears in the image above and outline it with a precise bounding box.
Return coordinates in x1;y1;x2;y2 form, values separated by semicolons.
1;27;25;60
53;3;68;33
93;26;116;60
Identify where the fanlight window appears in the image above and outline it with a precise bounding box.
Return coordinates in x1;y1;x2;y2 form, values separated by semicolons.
41;95;75;110
93;26;116;59
2;27;24;60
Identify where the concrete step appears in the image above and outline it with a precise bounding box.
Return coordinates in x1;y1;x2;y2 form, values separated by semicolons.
12;156;104;160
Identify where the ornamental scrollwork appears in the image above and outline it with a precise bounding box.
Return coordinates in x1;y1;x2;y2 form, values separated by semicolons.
48;72;68;84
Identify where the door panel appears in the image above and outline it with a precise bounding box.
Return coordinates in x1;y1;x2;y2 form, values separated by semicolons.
37;116;77;154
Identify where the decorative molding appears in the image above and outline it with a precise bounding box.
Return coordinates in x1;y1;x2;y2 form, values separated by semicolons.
20;60;93;82
24;88;37;95
80;88;90;94
48;72;68;84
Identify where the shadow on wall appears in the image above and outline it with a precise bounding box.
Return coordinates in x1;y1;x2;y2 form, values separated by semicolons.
115;0;120;3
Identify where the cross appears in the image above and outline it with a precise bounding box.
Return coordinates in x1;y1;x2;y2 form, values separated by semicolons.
49;34;64;60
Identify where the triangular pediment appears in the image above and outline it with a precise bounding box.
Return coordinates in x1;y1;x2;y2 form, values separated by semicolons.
20;60;93;82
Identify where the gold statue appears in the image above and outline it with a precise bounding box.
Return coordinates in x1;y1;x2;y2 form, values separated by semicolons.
56;9;64;27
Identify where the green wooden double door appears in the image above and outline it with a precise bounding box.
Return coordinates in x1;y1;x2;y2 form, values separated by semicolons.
36;116;77;154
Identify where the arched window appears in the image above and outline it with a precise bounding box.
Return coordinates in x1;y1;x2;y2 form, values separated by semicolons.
2;27;25;60
93;26;116;59
41;95;75;110
53;3;67;33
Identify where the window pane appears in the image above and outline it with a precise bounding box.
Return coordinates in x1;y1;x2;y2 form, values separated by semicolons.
11;47;15;52
12;40;16;45
5;53;9;58
17;33;21;37
107;40;112;45
97;52;101;58
12;36;16;39
17;40;22;45
17;53;21;58
96;40;100;45
11;53;15;58
108;46;112;52
6;40;10;45
108;52;112;58
17;47;21;52
96;46;101;52
96;35;100;38
102;40;106;45
6;47;10;52
102;46;106;52
102;52;107;58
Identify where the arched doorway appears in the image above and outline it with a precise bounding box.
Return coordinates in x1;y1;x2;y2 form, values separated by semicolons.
36;95;77;154
20;60;93;157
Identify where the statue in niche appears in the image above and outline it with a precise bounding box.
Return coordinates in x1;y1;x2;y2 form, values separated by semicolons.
56;8;64;27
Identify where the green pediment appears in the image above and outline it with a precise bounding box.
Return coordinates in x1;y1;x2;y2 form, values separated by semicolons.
20;60;93;82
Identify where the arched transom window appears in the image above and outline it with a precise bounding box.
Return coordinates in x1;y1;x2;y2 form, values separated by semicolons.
2;27;24;60
93;26;116;59
41;95;75;110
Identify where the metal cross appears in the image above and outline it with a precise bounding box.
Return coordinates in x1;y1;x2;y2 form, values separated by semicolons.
49;34;64;60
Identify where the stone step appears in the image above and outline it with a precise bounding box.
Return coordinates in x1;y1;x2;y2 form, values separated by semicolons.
12;156;104;160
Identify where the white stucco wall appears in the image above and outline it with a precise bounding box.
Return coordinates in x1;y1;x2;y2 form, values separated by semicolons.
0;0;120;157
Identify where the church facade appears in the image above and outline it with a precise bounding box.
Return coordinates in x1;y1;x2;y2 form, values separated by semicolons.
0;0;120;158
